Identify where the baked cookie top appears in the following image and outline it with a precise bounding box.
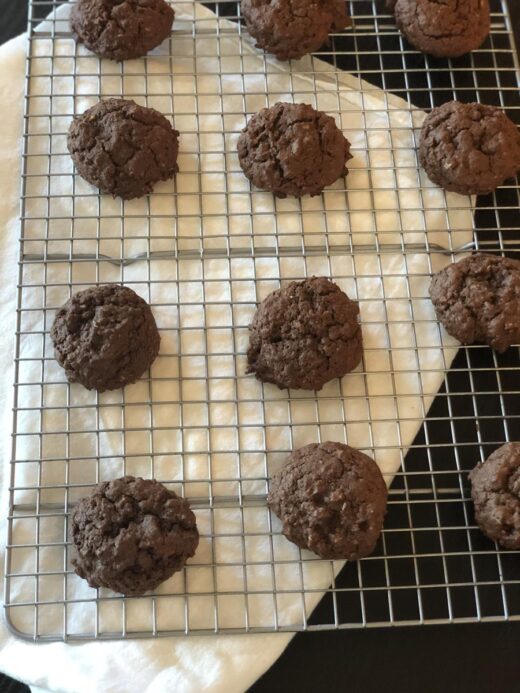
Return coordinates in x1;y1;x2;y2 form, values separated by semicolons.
68;98;179;199
237;102;351;198
268;442;388;560
51;284;160;391
429;254;520;353
419;101;520;196
71;0;175;61
247;276;363;391
71;476;199;595
470;443;520;550
240;0;351;61
393;0;490;58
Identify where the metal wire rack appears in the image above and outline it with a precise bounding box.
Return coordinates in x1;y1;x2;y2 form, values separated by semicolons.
4;0;520;640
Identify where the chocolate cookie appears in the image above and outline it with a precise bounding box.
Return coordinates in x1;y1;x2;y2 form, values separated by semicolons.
469;443;520;549
240;0;351;61
71;0;175;61
51;284;160;391
68;98;179;199
247;276;363;391
71;476;199;595
268;442;388;560
419;101;520;196
237;102;351;198
429;254;520;353
392;0;490;58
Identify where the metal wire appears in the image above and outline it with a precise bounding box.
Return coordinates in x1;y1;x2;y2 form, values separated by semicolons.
4;0;520;640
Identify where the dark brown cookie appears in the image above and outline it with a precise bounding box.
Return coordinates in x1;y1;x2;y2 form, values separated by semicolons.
240;0;351;61
71;476;199;595
247;276;363;391
392;0;490;58
71;0;175;61
237;102;352;198
268;442;388;560
429;254;520;353
51;284;160;391
68;98;179;199
419;101;520;196
469;443;520;549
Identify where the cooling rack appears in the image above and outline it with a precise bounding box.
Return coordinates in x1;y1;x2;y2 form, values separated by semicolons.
4;0;520;641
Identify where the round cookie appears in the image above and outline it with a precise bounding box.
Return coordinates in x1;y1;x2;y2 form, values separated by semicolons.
469;443;520;549
237;102;352;198
240;0;351;61
268;442;388;560
71;476;199;595
71;0;175;61
247;276;363;391
51;284;160;391
68;98;179;199
429;254;520;353
392;0;490;58
419;101;520;196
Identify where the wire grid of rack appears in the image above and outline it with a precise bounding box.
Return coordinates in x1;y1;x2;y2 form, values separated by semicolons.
4;0;520;641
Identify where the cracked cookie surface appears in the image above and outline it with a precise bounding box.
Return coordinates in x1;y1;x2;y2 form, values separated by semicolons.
237;102;351;198
51;284;160;391
419;101;520;195
470;443;520;549
71;0;175;61
429;254;520;352
268;442;388;559
68;98;179;199
393;0;490;58
71;476;199;595
240;0;351;61
247;276;363;390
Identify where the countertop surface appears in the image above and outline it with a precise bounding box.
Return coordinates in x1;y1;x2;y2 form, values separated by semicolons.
1;2;520;692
